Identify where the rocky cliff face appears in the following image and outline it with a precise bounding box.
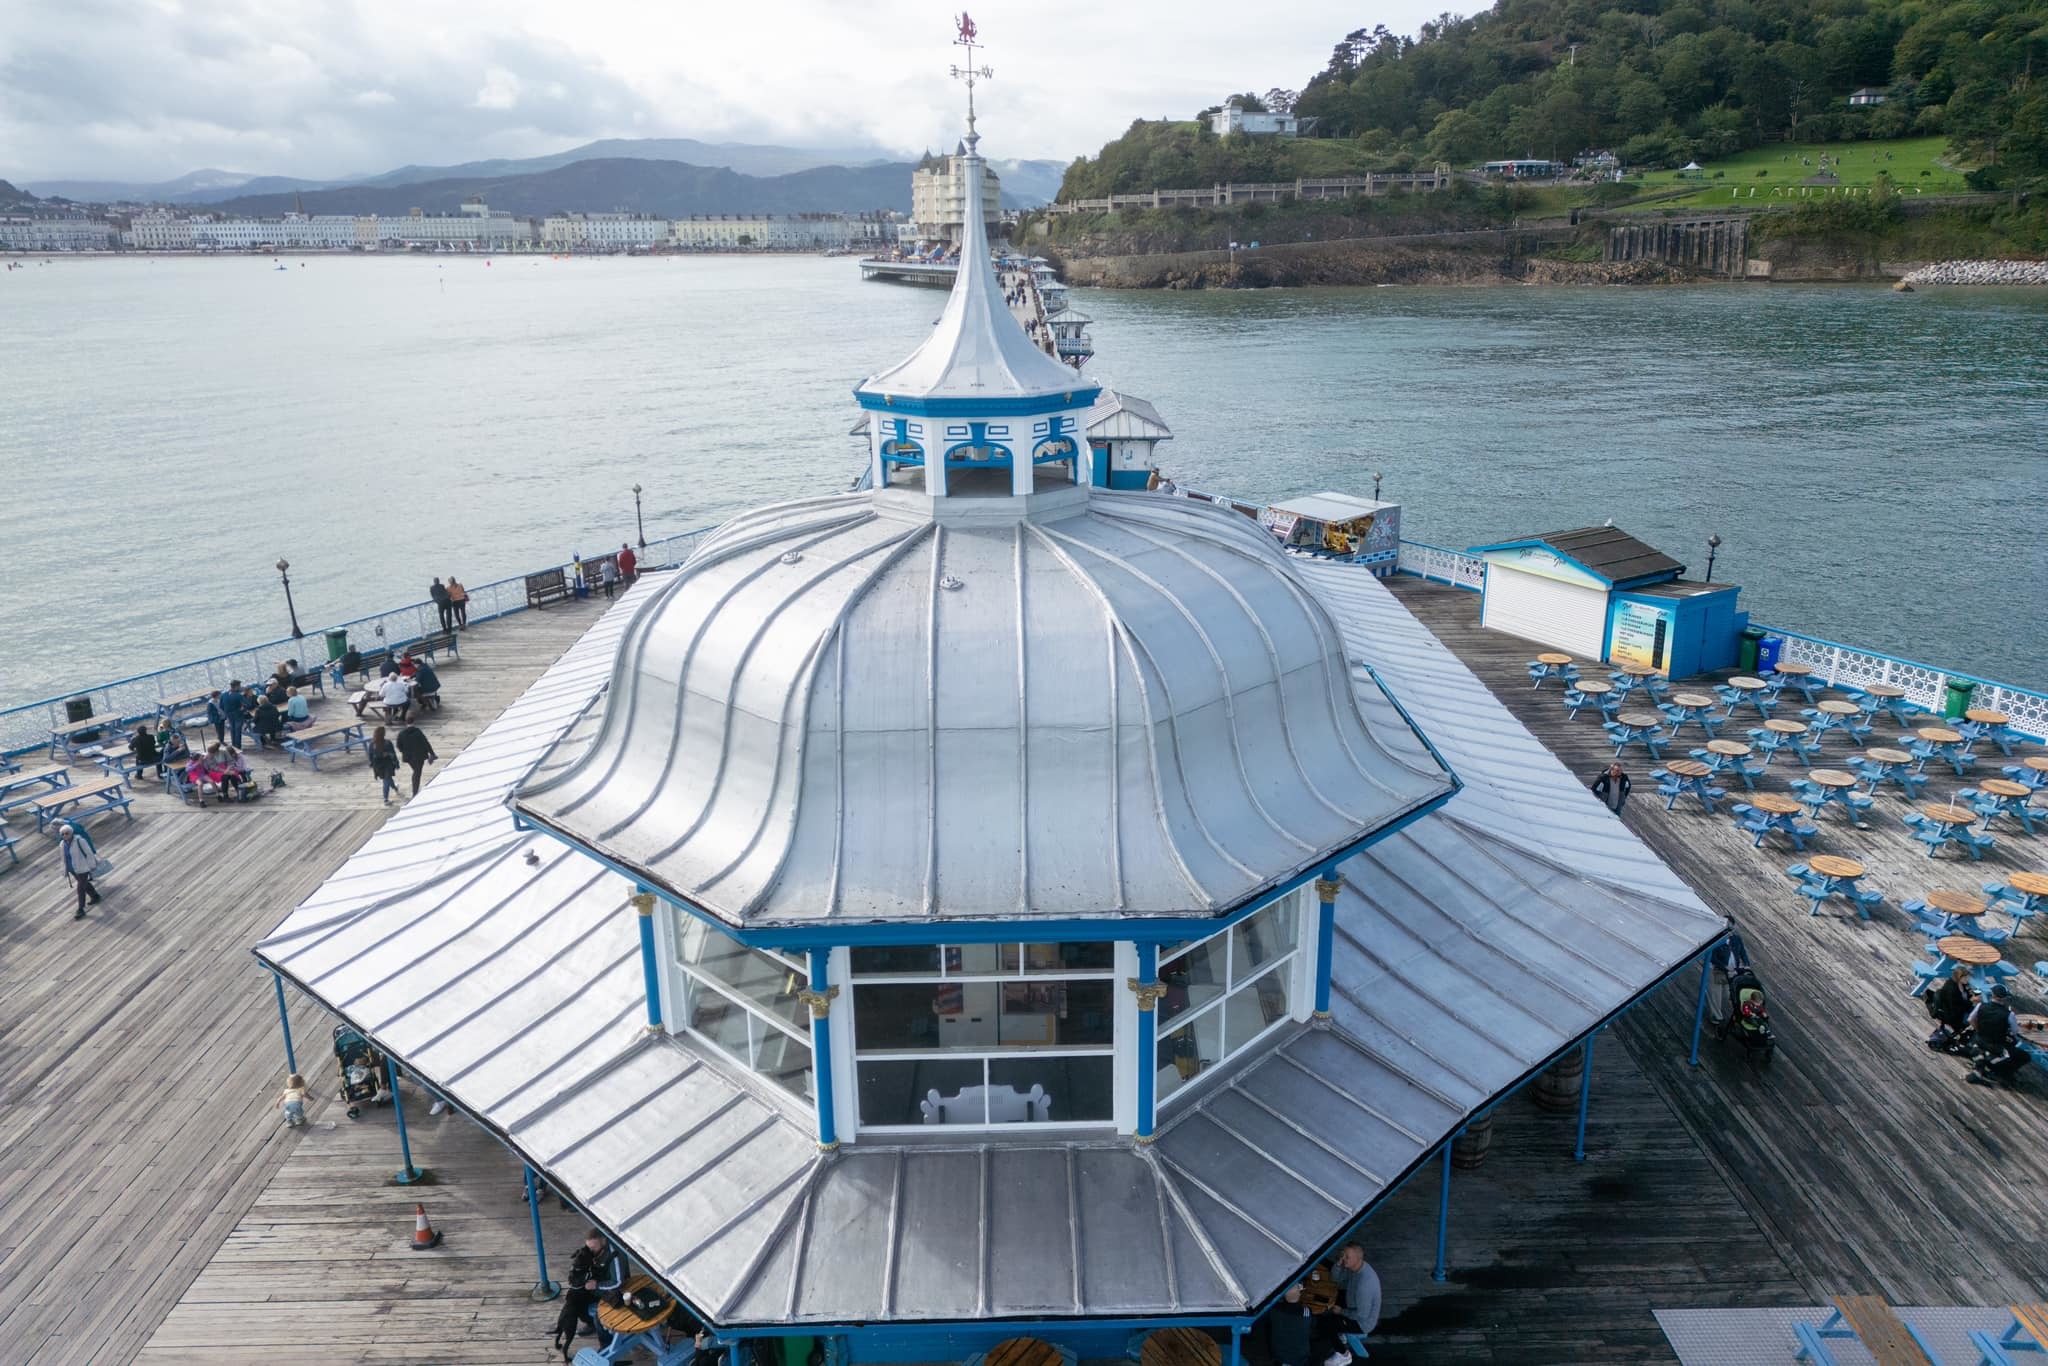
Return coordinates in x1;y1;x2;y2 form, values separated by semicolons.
1061;234;1693;289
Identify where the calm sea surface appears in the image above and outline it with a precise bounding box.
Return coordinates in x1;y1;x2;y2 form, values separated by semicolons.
2;254;2043;708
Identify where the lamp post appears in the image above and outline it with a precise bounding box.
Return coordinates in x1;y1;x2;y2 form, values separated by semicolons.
276;558;304;639
631;483;646;549
1372;470;1384;502
1704;533;1722;584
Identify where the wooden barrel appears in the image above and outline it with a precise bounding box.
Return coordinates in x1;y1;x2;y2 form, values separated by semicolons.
1532;1049;1585;1111
1450;1113;1494;1169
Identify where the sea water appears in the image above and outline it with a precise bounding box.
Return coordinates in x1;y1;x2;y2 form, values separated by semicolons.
0;253;2042;707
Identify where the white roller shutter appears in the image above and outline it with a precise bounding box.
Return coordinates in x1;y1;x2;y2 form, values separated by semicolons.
1482;566;1607;658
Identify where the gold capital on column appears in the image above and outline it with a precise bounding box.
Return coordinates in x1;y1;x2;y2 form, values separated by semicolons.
1314;877;1343;903
631;892;656;917
1126;977;1167;1012
797;985;841;1019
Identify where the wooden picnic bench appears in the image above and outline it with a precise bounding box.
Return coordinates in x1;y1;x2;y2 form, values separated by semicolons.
0;819;17;867
408;630;459;662
1970;1303;2048;1364
1795;1295;1937;1365
526;567;573;608
0;763;74;812
29;773;135;832
49;713;118;761
1141;1328;1221;1366
282;718;366;771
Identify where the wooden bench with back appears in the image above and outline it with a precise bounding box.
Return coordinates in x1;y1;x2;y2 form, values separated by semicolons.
526;567;573;608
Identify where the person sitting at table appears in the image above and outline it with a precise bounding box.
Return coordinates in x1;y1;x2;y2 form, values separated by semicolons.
1964;985;2029;1088
379;673;413;724
339;644;363;680
554;1228;627;1358
285;686;313;729
264;676;288;708
1262;1284;1315;1366
251;697;285;750
1924;965;1977;1053
217;744;254;800
159;724;190;773
1322;1242;1381;1360
128;723;160;777
397;650;419;680
412;658;441;710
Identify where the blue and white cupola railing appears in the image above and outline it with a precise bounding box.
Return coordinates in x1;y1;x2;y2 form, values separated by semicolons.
853;125;1099;497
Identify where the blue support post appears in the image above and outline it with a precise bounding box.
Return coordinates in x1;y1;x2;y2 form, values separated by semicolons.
1688;944;1717;1066
271;970;297;1075
1227;1325;1244;1366
806;948;839;1150
1314;873;1340;1018
1573;1033;1596;1162
633;891;663;1030
524;1166;561;1300
1132;943;1160;1142
1433;1138;1453;1282
387;1058;428;1185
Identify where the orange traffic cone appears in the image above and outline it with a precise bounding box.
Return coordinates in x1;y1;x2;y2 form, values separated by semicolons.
408;1201;442;1251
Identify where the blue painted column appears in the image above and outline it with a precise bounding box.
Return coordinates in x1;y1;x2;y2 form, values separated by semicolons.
1131;943;1161;1142
1573;1034;1596;1162
1227;1325;1244;1366
1688;943;1718;1066
271;971;297;1075
524;1166;561;1300
804;949;840;1150
1432;1138;1454;1282
1313;874;1341;1018
632;891;664;1030
386;1058;428;1185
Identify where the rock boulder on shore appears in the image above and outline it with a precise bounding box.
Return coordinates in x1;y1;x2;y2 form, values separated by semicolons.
1901;260;2048;286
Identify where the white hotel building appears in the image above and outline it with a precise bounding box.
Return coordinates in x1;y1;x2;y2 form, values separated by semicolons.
541;212;672;249
1;216;118;250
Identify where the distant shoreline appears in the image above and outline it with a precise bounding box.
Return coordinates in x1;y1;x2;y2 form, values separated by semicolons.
2;248;848;262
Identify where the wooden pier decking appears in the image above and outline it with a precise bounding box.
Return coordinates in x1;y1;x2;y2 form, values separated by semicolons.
6;571;2044;1365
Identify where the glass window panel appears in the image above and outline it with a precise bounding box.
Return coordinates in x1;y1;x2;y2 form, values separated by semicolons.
850;945;940;978
989;1055;1113;1123
1231;902;1299;986
684;977;752;1070
1224;965;1293;1055
676;916;808;1033
1159;937;1226;1027
856;981;1003;1052
993;982;1114;1047
945;943;1013;975
754;1028;815;1101
1155;1006;1224;1102
857;1057;985;1126
1024;942;1114;973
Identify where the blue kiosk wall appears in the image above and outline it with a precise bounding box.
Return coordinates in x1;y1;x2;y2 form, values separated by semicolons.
1605;582;1745;678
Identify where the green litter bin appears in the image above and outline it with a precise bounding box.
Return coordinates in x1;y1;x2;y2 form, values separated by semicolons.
1738;626;1765;674
324;629;350;662
1942;678;1976;719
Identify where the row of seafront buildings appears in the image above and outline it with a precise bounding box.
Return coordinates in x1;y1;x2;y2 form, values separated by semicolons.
4;198;906;254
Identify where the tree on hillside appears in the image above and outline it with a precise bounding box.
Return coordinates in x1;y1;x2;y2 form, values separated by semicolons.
1264;88;1300;114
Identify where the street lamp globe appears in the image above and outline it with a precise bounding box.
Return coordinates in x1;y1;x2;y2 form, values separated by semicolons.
276;558;290;574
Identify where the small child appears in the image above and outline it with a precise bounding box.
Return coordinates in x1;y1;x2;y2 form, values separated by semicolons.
280;1073;310;1127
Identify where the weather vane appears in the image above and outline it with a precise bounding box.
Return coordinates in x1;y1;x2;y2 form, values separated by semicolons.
949;12;993;150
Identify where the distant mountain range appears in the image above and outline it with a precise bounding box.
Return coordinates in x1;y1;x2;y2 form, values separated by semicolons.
21;137;1069;214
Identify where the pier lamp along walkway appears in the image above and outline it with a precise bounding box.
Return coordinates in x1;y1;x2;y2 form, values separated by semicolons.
255;22;1727;1365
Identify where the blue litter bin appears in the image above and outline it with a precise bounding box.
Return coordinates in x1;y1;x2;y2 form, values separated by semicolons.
1756;635;1784;674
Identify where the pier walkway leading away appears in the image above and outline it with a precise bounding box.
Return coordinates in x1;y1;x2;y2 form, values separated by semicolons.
0;592;613;1366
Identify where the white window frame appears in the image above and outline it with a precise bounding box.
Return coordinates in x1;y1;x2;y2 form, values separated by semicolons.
669;910;815;1103
845;942;1120;1135
1155;890;1312;1112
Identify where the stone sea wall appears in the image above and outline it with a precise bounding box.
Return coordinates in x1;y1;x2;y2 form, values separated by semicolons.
1900;259;2048;285
1060;232;1692;289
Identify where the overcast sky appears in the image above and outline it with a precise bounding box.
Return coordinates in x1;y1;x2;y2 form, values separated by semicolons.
0;0;1449;183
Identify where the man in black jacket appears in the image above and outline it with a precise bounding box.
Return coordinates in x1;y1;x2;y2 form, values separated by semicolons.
1591;762;1632;816
1965;985;2028;1087
430;577;453;632
394;724;438;796
555;1229;627;1358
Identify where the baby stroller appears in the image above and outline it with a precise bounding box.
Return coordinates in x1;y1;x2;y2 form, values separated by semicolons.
1715;965;1776;1064
333;1024;388;1119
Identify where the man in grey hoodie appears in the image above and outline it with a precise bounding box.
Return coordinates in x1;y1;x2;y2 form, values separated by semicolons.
1329;1242;1381;1358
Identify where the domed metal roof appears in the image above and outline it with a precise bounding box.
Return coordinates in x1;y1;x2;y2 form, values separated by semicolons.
512;487;1455;929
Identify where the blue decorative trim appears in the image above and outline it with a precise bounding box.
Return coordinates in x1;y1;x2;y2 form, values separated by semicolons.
1313;886;1336;1016
853;387;1100;419
1134;942;1158;1141
635;889;663;1030
1464;538;1617;587
809;948;837;1148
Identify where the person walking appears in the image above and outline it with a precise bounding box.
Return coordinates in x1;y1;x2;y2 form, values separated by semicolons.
60;823;103;919
599;556;619;600
395;724;438;796
446;576;469;628
617;542;637;581
368;726;400;805
1591;762;1632;816
221;681;251;749
430;577;453;633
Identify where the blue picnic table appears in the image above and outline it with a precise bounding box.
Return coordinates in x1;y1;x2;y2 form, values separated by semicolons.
281;718;368;771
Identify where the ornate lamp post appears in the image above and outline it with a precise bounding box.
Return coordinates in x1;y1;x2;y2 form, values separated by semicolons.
1372;470;1384;501
276;558;304;639
632;483;646;549
1704;533;1722;583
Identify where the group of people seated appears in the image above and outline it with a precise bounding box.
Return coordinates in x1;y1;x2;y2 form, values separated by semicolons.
349;650;441;723
1925;967;2031;1087
157;738;258;805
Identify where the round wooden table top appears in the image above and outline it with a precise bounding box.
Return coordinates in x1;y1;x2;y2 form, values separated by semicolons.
1670;692;1717;709
1727;676;1766;691
1817;699;1861;716
1010;1339;1080;1366
1924;889;1986;918
2024;757;2048;774
1865;684;1907;699
1616;711;1665;729
1665;759;1712;778
1919;803;1977;826
1574;679;1613;694
2005;871;2048;897
1751;793;1804;815
1707;739;1753;757
1772;662;1814;676
1980;778;2032;799
1808;854;1866;879
1618;662;1659;677
1865;747;1914;765
597;1276;678;1334
1917;726;1963;744
1964;708;2009;725
1936;936;2002;967
1765;718;1809;735
1808;769;1858;789
1536;653;1573;666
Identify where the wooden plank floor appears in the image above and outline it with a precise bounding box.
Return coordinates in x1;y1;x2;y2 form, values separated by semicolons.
0;594;613;1366
1383;576;2048;1309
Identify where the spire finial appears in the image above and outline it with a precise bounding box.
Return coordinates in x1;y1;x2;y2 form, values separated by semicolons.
950;12;991;153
